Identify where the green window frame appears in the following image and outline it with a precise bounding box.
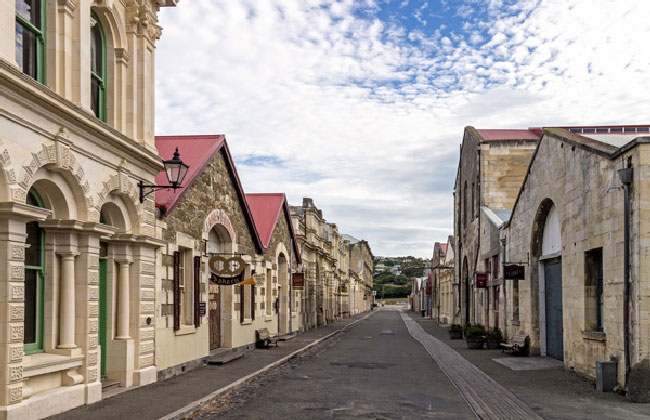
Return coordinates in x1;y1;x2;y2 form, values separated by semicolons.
24;188;45;355
15;0;46;83
90;11;107;122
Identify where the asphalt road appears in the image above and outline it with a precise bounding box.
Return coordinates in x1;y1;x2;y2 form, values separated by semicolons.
190;308;475;419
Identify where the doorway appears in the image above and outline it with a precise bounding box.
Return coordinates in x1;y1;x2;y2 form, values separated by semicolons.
544;258;563;360
209;277;220;350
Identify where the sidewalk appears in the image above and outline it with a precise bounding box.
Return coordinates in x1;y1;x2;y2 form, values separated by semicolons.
47;313;371;420
406;312;650;420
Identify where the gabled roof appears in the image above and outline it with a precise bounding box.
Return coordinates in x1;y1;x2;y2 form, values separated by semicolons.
440;243;448;255
154;135;264;254
481;206;512;229
245;193;302;264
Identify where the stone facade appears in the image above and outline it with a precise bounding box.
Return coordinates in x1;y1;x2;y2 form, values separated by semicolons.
454;127;538;326
503;128;650;389
0;1;174;418
432;236;454;324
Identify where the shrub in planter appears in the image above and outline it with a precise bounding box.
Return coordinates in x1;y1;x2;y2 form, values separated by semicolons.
465;324;486;349
449;324;463;339
486;327;503;349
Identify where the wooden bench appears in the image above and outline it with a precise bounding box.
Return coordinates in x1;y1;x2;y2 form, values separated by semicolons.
255;328;279;349
500;334;529;356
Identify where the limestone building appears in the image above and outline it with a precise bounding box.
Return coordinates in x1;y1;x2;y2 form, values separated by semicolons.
502;126;650;391
154;135;300;379
349;238;374;312
432;236;454;323
453;127;540;326
0;0;176;418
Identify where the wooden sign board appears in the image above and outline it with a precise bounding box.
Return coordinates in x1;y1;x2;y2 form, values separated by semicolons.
504;265;525;280
475;272;488;288
292;272;304;288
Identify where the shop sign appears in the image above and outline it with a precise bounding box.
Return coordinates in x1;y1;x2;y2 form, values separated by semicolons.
504;265;525;280
292;272;304;288
475;272;488;288
199;302;206;316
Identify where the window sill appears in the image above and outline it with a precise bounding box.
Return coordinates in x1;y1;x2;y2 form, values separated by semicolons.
264;315;273;322
175;325;197;336
582;330;606;342
23;353;84;378
240;319;253;325
511;320;520;326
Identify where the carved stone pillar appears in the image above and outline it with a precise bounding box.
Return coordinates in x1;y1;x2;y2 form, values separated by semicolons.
116;259;132;340
57;252;79;349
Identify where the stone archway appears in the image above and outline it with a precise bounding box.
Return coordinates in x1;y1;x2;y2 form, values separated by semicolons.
530;199;563;359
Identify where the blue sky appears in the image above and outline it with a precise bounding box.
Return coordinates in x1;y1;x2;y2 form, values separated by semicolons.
156;0;650;257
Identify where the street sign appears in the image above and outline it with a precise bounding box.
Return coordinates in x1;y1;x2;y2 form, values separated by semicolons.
475;272;488;288
504;265;525;280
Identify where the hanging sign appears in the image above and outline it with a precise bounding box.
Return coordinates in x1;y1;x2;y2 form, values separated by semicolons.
475;272;488;288
292;272;304;288
211;271;244;286
504;265;525;280
209;256;245;276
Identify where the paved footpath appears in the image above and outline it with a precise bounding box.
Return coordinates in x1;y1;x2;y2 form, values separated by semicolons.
47;312;372;420
400;310;543;420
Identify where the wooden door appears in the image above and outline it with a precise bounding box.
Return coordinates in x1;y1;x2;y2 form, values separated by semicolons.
544;259;564;360
209;279;220;349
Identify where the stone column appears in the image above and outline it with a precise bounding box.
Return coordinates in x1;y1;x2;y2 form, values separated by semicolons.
116;259;132;340
58;252;79;349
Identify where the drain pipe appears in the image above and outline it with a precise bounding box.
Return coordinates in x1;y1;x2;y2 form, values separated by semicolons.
618;165;633;385
501;236;507;342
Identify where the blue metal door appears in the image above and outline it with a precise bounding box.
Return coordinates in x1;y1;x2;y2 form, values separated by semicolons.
544;259;563;360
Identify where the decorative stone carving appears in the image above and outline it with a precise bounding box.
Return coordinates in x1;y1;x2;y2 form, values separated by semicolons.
10;345;23;362
88;286;99;300
62;369;84;386
140;328;154;340
10;283;24;300
88;270;99;285
89;255;99;269
11;187;26;202
10;365;23;382
87;350;98;365
5;168;16;183
11;245;24;260
8;384;22;404
88;334;98;348
89;319;98;333
11;265;24;281
87;366;98;382
88;302;99;317
10;324;24;341
10;304;24;321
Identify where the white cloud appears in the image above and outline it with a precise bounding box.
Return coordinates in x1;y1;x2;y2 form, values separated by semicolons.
156;0;650;257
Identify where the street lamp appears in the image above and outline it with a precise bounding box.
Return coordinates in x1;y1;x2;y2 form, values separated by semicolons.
138;147;189;203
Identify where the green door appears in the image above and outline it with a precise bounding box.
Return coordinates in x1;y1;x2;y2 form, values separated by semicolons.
99;257;108;376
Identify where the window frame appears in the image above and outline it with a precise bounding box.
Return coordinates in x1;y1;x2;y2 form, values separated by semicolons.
90;10;107;122
15;0;46;83
24;188;45;355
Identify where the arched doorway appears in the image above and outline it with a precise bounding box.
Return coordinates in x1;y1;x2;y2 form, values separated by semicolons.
206;226;232;350
532;200;563;360
462;257;470;324
277;253;289;334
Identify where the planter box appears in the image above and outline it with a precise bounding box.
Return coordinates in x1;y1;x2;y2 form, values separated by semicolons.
466;337;485;349
449;330;463;340
486;338;501;349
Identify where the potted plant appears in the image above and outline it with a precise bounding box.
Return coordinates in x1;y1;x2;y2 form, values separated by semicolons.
449;324;463;339
486;327;503;349
465;324;486;349
463;322;472;337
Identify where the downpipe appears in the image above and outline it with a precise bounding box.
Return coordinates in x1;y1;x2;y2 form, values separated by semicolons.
618;166;633;385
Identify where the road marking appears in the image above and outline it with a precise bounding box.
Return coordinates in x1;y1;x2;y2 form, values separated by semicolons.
159;311;376;420
399;311;545;420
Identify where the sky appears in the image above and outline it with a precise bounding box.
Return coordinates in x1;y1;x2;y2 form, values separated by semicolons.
155;0;650;258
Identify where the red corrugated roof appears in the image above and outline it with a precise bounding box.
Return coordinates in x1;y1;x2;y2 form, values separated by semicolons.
245;193;285;248
154;135;225;212
477;129;541;140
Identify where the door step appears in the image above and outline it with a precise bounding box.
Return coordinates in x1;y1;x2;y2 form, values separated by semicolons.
206;349;245;365
101;376;120;391
278;332;297;341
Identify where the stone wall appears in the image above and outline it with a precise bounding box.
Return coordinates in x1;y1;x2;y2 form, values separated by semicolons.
504;131;645;387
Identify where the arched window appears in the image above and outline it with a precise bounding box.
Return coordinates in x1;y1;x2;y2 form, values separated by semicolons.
25;188;45;354
90;12;106;122
15;0;45;82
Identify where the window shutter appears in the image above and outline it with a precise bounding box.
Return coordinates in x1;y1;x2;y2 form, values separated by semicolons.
251;284;255;321
240;284;245;323
194;256;201;328
173;251;181;331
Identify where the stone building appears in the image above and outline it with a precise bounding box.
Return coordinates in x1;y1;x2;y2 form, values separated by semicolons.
154;135;300;379
0;0;176;418
432;237;454;323
502;126;650;391
453;127;540;326
290;199;372;327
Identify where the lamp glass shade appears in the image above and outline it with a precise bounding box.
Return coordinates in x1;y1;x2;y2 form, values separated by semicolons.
163;148;189;186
